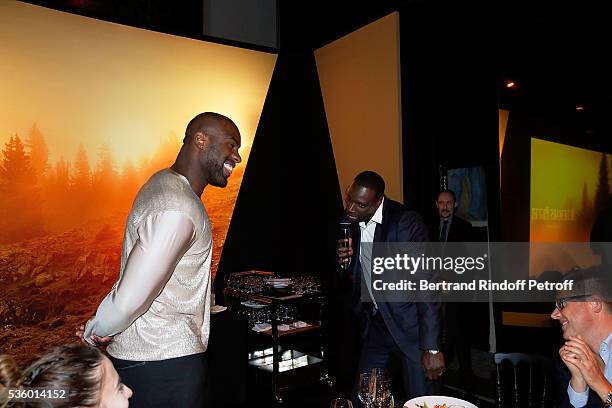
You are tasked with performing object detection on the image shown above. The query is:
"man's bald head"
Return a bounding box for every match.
[174,112,242,192]
[184,112,240,143]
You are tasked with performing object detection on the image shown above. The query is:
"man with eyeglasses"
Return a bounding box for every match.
[551,271,612,407]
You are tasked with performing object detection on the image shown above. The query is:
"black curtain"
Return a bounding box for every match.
[215,51,342,296]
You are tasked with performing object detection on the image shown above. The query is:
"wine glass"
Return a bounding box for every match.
[358,373,372,408]
[330,398,353,408]
[369,367,390,381]
[370,377,393,408]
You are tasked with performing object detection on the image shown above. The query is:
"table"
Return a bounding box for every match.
[223,273,327,403]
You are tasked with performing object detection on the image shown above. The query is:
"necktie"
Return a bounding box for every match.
[440,220,448,242]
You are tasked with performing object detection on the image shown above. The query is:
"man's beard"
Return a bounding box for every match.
[202,146,228,187]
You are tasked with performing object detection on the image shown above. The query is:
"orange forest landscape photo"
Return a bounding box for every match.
[0,1,276,365]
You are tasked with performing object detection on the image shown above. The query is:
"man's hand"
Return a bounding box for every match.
[560,343,587,392]
[90,334,114,346]
[422,351,445,380]
[562,335,609,396]
[337,237,353,266]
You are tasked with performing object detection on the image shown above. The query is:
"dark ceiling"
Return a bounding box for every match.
[19,0,408,51]
[19,0,612,132]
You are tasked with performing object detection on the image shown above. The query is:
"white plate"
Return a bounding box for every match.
[404,395,478,408]
[241,300,266,308]
[252,323,271,332]
[211,305,227,314]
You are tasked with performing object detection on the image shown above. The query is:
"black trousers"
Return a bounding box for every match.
[351,308,427,406]
[110,353,208,408]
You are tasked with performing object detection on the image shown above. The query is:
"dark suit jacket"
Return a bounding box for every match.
[347,197,441,356]
[432,214,473,243]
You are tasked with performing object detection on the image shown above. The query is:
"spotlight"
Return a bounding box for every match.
[505,81,516,89]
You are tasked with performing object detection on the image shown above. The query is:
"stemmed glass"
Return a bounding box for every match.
[330,398,353,408]
[369,368,389,380]
[358,373,372,407]
[370,377,393,408]
[359,369,394,408]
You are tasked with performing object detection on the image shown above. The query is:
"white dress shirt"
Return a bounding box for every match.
[359,197,384,308]
[568,331,612,407]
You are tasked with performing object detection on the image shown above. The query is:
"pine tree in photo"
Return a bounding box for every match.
[71,144,91,192]
[92,143,118,216]
[0,135,44,242]
[69,144,93,223]
[26,123,49,183]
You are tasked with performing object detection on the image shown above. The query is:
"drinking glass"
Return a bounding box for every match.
[358,373,372,408]
[370,378,393,408]
[330,398,353,408]
[370,368,390,381]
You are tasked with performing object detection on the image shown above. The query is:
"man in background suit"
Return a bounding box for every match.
[430,189,475,391]
[433,189,473,243]
[337,171,444,402]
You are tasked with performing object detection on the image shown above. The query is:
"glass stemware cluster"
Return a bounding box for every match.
[236,302,300,327]
[292,275,321,294]
[225,274,267,293]
[358,368,394,408]
[225,273,321,295]
[276,304,296,323]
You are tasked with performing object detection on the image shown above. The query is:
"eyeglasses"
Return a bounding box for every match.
[555,294,592,310]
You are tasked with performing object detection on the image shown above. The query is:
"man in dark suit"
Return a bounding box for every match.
[433,189,473,243]
[430,189,474,390]
[337,171,444,402]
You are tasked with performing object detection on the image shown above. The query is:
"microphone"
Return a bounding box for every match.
[338,219,352,270]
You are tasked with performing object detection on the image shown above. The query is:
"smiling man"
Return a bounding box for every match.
[551,270,612,407]
[337,170,443,402]
[78,112,241,408]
